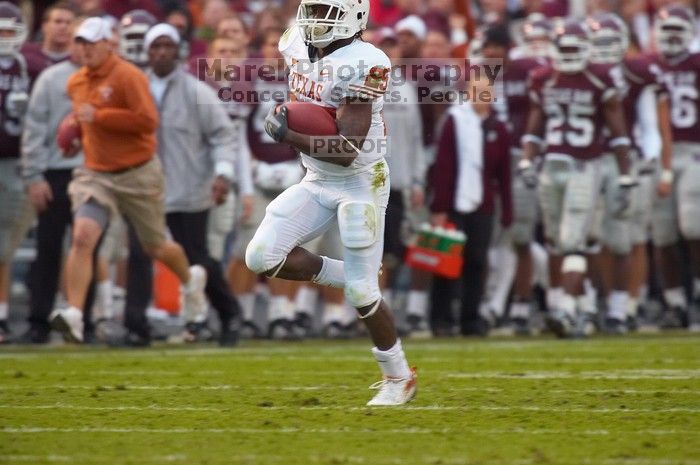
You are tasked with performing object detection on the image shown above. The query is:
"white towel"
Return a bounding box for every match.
[448,103,484,213]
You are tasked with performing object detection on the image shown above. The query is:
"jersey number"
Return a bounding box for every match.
[670,85,698,129]
[545,103,594,147]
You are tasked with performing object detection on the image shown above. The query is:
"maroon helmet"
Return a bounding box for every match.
[551,19,591,73]
[654,4,695,58]
[0,1,26,55]
[118,9,156,66]
[521,13,552,58]
[587,12,629,64]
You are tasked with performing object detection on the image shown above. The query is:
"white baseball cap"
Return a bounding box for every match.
[75,16,113,43]
[144,23,180,51]
[395,15,427,41]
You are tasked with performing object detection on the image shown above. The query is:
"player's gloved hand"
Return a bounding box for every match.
[615,174,638,217]
[517,159,538,189]
[264,104,288,143]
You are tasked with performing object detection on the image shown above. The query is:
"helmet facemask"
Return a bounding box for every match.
[296,0,365,48]
[0,20,26,55]
[119,26,150,66]
[554,39,590,73]
[655,22,694,58]
[590,30,628,64]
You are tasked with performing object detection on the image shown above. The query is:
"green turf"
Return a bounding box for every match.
[0,334,699,465]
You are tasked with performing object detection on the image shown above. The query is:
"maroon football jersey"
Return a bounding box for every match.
[247,77,297,164]
[530,63,618,160]
[504,56,547,149]
[0,51,43,159]
[658,52,700,143]
[21,42,69,69]
[621,55,668,152]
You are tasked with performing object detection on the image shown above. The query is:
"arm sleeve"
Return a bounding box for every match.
[20,70,52,183]
[429,115,457,213]
[196,82,237,180]
[93,69,158,134]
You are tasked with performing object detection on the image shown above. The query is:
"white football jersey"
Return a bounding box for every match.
[279,27,391,176]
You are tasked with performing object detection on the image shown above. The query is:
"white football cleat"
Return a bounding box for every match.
[182,265,208,323]
[49,307,84,343]
[366,367,417,406]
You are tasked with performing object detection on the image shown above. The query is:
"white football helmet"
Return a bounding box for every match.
[119,9,156,66]
[296,0,369,48]
[654,4,695,58]
[0,2,27,56]
[587,12,629,64]
[551,19,591,73]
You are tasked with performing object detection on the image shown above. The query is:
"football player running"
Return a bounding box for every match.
[518,19,634,338]
[587,12,672,332]
[247,0,416,405]
[651,4,700,328]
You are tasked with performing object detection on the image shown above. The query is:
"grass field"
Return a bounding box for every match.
[0,334,699,465]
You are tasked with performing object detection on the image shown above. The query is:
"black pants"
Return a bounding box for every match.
[124,222,152,337]
[430,211,493,335]
[28,169,97,333]
[166,210,240,325]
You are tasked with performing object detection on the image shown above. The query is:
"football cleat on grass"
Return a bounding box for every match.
[293,312,314,338]
[267,318,301,340]
[366,367,417,406]
[659,306,688,329]
[511,316,532,336]
[604,317,628,335]
[49,307,84,343]
[183,321,214,343]
[240,320,263,339]
[546,309,576,338]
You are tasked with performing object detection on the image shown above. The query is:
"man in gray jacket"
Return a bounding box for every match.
[20,25,88,343]
[145,24,241,345]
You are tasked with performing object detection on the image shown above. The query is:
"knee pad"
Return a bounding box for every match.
[344,277,381,309]
[561,254,587,274]
[245,235,284,275]
[338,201,379,249]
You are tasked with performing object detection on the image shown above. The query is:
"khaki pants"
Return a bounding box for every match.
[69,158,167,248]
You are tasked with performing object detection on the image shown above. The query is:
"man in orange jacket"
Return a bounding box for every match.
[49,17,209,344]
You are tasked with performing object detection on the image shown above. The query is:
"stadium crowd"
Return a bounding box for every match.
[1,0,699,346]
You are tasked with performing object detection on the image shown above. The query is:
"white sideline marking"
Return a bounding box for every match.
[1,457,697,465]
[1,370,224,376]
[4,367,699,379]
[0,384,698,395]
[0,384,346,391]
[2,403,698,414]
[0,404,221,412]
[446,369,700,380]
[2,426,698,436]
